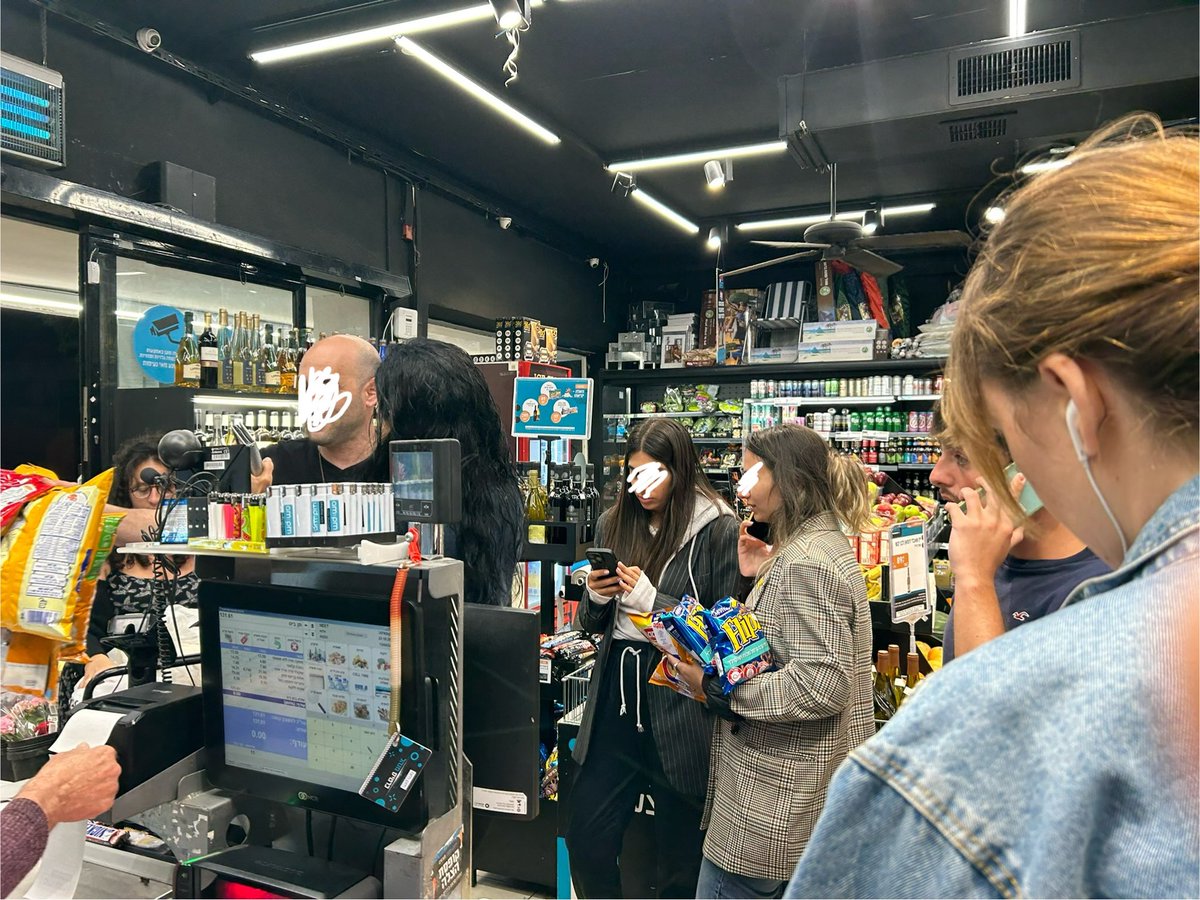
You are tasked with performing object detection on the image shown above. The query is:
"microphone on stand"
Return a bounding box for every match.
[158,429,205,471]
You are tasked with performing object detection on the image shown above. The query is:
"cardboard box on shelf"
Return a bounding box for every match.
[543,326,558,363]
[801,320,878,342]
[795,339,875,363]
[700,290,719,349]
[495,316,542,361]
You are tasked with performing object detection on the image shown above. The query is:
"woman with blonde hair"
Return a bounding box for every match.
[788,115,1198,897]
[674,423,874,899]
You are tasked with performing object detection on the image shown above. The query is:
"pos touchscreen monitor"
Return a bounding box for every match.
[199,579,439,829]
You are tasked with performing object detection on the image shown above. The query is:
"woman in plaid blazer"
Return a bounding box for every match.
[675,424,874,898]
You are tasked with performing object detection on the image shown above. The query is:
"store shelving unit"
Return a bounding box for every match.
[595,358,945,506]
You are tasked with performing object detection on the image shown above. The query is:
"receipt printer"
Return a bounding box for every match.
[73,682,203,795]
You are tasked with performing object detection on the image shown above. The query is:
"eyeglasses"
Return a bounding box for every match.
[129,482,171,499]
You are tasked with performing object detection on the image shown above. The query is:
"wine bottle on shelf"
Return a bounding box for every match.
[904,652,922,698]
[201,412,216,446]
[280,329,298,394]
[261,324,281,393]
[175,311,201,388]
[198,312,219,389]
[230,313,247,390]
[525,469,549,544]
[888,644,905,709]
[217,308,234,389]
[873,650,896,722]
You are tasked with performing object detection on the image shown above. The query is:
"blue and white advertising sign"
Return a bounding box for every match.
[132,304,184,384]
[511,377,593,440]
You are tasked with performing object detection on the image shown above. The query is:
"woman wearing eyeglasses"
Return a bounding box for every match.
[74,434,200,697]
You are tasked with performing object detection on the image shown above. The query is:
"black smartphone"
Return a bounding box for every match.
[586,547,620,574]
[746,518,771,543]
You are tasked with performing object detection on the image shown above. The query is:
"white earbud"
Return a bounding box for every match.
[1064,399,1089,462]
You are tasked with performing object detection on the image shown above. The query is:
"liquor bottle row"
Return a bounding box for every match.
[749,374,943,400]
[749,406,936,435]
[522,464,599,543]
[873,643,924,723]
[832,437,942,467]
[175,308,307,393]
[193,409,303,447]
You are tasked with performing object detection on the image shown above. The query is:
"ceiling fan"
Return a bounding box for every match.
[722,164,971,279]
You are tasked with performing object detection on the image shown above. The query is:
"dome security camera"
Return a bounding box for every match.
[498,216,513,230]
[136,28,162,53]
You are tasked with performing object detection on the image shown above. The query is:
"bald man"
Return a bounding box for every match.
[257,334,389,488]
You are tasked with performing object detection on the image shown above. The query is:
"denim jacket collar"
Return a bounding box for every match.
[1068,475,1200,605]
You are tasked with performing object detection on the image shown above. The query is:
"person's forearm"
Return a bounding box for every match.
[107,507,153,547]
[1,798,49,897]
[951,577,1006,658]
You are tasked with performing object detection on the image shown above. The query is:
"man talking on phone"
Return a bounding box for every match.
[929,404,1108,663]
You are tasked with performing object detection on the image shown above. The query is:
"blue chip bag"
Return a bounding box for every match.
[658,596,714,668]
[709,599,776,694]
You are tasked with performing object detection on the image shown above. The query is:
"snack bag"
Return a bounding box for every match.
[657,597,713,667]
[1,468,115,642]
[0,628,59,697]
[59,513,125,663]
[627,609,707,702]
[0,468,58,534]
[707,597,777,694]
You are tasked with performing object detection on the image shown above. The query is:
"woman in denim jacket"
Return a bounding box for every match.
[788,114,1198,898]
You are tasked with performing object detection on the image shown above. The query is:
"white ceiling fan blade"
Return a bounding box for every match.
[750,241,828,249]
[722,251,820,278]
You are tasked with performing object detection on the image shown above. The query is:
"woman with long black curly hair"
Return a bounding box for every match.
[374,338,523,606]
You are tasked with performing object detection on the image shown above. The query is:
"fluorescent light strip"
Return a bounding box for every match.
[1020,158,1071,174]
[1008,0,1028,37]
[736,203,935,232]
[629,188,699,234]
[0,292,80,316]
[251,5,494,64]
[608,140,786,173]
[396,38,561,145]
[192,394,299,410]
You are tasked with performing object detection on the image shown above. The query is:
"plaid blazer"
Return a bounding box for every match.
[702,511,874,881]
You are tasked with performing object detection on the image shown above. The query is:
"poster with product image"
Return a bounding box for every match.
[512,376,593,439]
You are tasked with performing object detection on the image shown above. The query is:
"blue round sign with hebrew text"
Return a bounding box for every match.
[132,304,184,384]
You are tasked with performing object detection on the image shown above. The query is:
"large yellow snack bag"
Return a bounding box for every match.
[59,513,125,664]
[1,468,115,642]
[0,628,59,697]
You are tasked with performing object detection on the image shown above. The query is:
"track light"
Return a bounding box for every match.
[629,188,699,234]
[395,38,560,144]
[489,0,530,30]
[862,209,880,235]
[707,225,728,251]
[984,205,1006,224]
[704,160,726,190]
[608,140,786,173]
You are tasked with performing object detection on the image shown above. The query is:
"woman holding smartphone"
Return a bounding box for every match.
[675,423,873,899]
[566,418,743,899]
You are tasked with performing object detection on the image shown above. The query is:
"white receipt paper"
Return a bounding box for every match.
[12,709,127,899]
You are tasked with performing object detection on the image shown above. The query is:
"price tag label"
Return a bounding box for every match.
[889,521,932,625]
[539,658,552,684]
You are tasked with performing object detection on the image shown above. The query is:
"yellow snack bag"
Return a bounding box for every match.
[0,628,58,697]
[1,468,115,641]
[59,513,125,663]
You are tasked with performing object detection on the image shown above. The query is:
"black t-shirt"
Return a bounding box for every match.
[262,439,389,485]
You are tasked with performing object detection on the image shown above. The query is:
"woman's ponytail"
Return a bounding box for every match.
[828,453,870,534]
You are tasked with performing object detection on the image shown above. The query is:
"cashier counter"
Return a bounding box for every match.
[58,552,542,900]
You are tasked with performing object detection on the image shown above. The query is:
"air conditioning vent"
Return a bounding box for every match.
[0,52,65,167]
[950,32,1080,105]
[946,114,1010,143]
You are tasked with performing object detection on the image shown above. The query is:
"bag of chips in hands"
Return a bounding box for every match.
[1,468,115,642]
[706,597,776,694]
[657,597,714,667]
[0,468,58,534]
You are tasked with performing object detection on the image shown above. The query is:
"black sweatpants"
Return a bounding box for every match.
[566,639,705,899]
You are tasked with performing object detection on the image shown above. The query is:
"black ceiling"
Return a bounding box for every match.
[69,0,1199,265]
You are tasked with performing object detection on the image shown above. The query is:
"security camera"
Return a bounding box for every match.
[588,258,600,269]
[498,216,513,230]
[136,28,162,53]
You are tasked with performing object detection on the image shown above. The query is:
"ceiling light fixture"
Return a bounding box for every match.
[489,0,530,31]
[0,292,80,317]
[630,188,699,235]
[736,202,935,232]
[984,205,1006,224]
[1020,158,1071,174]
[862,208,880,235]
[1008,0,1028,37]
[703,160,726,190]
[706,225,728,250]
[608,140,786,173]
[250,4,498,64]
[395,37,561,144]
